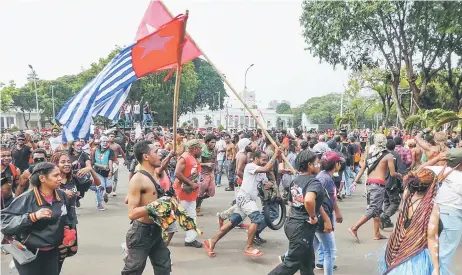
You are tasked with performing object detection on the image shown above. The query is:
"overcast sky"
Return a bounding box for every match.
[0,0,350,108]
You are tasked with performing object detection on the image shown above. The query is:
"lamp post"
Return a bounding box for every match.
[51,85,56,123]
[28,65,41,131]
[244,64,254,128]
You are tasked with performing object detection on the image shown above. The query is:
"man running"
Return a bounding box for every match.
[349,134,400,242]
[217,138,255,228]
[121,140,171,275]
[196,134,217,216]
[91,136,115,210]
[203,149,280,258]
[173,139,203,248]
[126,131,138,181]
[108,132,126,197]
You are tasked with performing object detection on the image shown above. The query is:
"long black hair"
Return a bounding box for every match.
[30,162,56,187]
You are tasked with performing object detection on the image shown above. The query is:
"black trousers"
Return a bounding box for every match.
[227,160,236,188]
[268,218,316,275]
[381,188,401,220]
[14,247,59,275]
[121,220,171,275]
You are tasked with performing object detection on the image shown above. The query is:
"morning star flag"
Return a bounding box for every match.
[136,0,202,70]
[57,14,189,141]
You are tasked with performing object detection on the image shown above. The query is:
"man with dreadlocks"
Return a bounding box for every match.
[349,134,401,242]
[378,168,450,275]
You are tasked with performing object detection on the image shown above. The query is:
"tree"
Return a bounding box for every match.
[300,1,462,124]
[0,81,19,112]
[291,93,342,125]
[205,115,212,125]
[12,85,37,129]
[276,103,291,114]
[404,108,462,131]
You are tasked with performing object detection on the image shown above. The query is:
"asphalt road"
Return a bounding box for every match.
[2,166,461,275]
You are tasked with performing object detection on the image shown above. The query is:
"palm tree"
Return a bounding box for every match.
[404,108,462,131]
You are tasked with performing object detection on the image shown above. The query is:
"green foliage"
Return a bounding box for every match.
[205,115,212,125]
[4,46,225,127]
[276,103,291,114]
[300,1,462,124]
[217,125,224,131]
[404,108,462,130]
[0,81,19,112]
[291,93,341,125]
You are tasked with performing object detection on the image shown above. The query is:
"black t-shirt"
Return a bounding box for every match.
[289,174,324,220]
[12,146,32,172]
[339,142,353,166]
[69,152,90,170]
[60,177,78,227]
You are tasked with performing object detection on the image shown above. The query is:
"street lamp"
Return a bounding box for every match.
[244,63,254,90]
[28,65,41,131]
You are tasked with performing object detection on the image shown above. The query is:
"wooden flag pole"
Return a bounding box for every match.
[160,2,295,172]
[172,10,189,152]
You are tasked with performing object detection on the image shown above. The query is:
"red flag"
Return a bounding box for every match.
[136,0,202,70]
[132,14,187,78]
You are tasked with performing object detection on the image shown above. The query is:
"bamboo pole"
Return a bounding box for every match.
[160,2,296,173]
[172,10,189,152]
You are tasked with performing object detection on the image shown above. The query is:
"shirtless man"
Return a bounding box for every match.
[108,132,126,196]
[349,134,401,242]
[122,140,171,275]
[408,139,422,170]
[224,133,236,191]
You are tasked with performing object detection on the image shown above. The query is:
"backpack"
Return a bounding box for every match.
[353,150,361,163]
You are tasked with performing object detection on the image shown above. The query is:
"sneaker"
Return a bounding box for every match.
[217,213,224,228]
[278,255,285,263]
[103,193,109,203]
[97,204,105,211]
[112,192,117,197]
[184,240,203,248]
[225,187,234,191]
[216,184,221,187]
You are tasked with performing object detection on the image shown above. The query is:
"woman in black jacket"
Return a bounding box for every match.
[50,151,101,272]
[1,162,76,275]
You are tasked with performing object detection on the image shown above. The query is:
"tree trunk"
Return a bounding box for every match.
[22,111,30,129]
[390,79,406,126]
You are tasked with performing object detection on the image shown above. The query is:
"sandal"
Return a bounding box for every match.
[203,239,216,258]
[244,248,264,258]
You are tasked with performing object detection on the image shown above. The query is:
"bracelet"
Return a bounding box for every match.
[29,213,37,223]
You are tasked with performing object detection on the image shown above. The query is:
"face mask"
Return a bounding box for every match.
[314,163,320,169]
[101,141,108,149]
[75,148,82,153]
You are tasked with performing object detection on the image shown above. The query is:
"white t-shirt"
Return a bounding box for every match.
[215,139,226,161]
[427,166,462,210]
[48,136,62,151]
[237,162,267,201]
[133,104,140,114]
[125,105,131,114]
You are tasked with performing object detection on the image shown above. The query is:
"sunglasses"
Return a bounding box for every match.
[33,157,45,163]
[17,139,25,141]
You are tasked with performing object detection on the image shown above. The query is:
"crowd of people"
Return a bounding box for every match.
[0,122,461,275]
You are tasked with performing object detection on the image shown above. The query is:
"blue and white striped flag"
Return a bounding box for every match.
[57,45,136,142]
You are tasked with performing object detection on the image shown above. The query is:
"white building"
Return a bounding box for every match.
[0,108,41,129]
[179,97,294,130]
